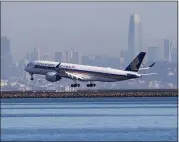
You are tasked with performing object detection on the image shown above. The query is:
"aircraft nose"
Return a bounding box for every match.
[24,66,27,71]
[24,65,28,72]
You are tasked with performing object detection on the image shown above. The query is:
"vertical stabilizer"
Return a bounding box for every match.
[125,52,146,72]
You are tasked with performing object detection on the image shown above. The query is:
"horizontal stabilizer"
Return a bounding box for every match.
[149,62,156,67]
[141,73,158,76]
[139,62,156,70]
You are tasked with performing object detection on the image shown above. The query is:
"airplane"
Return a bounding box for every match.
[24,52,157,88]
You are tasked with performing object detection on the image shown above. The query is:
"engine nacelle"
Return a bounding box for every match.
[45,72,62,82]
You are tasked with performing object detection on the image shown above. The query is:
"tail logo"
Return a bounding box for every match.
[130,57,139,71]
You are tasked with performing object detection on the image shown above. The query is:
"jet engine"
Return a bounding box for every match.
[45,72,62,82]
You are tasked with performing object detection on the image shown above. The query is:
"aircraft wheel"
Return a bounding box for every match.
[71,84,74,87]
[30,77,34,81]
[93,84,96,87]
[78,84,80,87]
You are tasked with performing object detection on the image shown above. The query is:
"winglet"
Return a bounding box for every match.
[149,62,156,68]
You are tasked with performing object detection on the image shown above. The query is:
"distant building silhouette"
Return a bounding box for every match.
[25,52,31,61]
[119,51,125,69]
[31,48,40,61]
[64,49,78,64]
[64,51,69,63]
[54,52,63,62]
[164,39,175,62]
[19,59,29,81]
[128,13,143,61]
[1,36,13,79]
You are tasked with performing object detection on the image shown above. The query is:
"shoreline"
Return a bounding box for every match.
[1,89,178,98]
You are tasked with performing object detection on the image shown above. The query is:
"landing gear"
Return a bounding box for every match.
[87,83,96,87]
[30,74,34,81]
[71,84,80,88]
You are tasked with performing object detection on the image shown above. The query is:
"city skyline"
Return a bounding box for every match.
[128,13,143,62]
[1,2,177,62]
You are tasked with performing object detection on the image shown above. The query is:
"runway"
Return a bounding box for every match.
[1,97,178,141]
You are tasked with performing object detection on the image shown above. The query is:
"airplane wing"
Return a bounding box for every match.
[55,63,88,81]
[139,62,156,70]
[65,71,85,81]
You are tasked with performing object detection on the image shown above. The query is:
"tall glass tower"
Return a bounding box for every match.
[128,13,143,60]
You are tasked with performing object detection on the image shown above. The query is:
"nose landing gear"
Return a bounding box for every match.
[30,74,34,81]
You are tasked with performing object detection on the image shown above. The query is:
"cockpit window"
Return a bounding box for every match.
[27,63,30,66]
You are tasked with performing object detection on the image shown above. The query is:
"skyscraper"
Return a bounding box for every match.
[31,48,40,61]
[1,36,13,79]
[119,51,125,69]
[64,51,69,63]
[64,49,79,64]
[128,13,143,60]
[164,39,175,61]
[72,51,79,64]
[25,52,31,61]
[69,49,79,64]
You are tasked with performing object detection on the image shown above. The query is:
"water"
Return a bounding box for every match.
[1,97,178,141]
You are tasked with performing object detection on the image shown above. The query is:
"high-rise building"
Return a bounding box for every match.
[64,51,69,63]
[128,13,143,60]
[148,46,160,62]
[31,48,40,61]
[119,51,125,69]
[72,51,78,64]
[54,52,63,62]
[19,59,29,80]
[1,36,13,79]
[164,39,175,61]
[25,52,31,61]
[64,49,79,64]
[122,50,130,65]
[69,49,78,64]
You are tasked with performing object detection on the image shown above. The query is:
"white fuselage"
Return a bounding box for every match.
[25,61,142,82]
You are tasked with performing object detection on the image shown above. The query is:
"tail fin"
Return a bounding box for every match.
[125,52,146,72]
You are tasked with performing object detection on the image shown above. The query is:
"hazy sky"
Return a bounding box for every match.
[1,2,177,62]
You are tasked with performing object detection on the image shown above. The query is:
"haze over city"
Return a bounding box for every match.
[1,2,177,91]
[1,2,178,141]
[1,2,177,62]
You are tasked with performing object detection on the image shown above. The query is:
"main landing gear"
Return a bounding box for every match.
[71,84,80,87]
[30,74,34,80]
[87,83,96,87]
